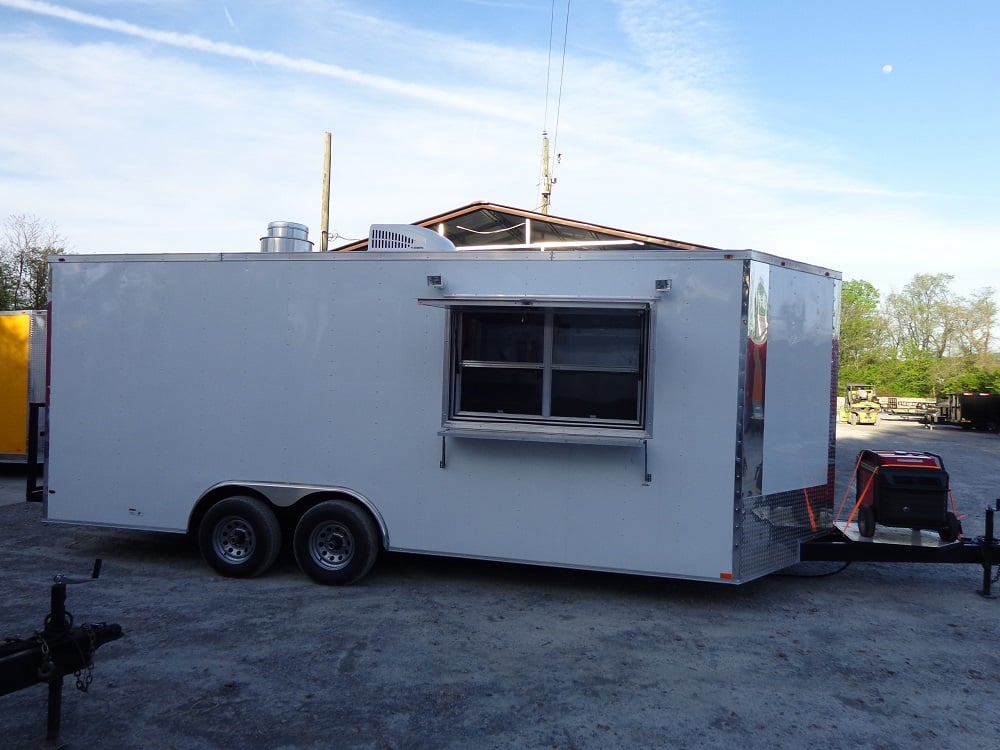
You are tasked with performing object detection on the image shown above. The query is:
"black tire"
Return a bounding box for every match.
[199,495,282,578]
[939,512,962,543]
[857,505,876,538]
[293,500,379,585]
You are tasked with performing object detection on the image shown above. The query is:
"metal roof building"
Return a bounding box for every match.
[333,201,722,253]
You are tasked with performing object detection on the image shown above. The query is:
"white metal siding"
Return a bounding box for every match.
[46,250,836,582]
[761,265,837,494]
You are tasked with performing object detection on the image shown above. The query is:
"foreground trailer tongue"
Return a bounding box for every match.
[0,561,122,744]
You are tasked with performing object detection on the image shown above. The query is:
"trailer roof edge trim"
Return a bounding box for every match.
[47,250,840,279]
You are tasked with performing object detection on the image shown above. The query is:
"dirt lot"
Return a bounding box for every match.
[2,418,999,749]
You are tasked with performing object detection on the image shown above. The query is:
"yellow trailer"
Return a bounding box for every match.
[0,310,46,463]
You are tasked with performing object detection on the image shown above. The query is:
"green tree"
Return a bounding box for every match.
[878,273,998,397]
[880,346,935,396]
[953,287,997,361]
[838,279,887,386]
[885,273,956,357]
[0,213,67,310]
[940,364,1000,394]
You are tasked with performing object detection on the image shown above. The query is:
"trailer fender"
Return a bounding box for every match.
[191,481,389,547]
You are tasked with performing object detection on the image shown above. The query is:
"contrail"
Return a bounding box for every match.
[1,0,528,123]
[222,3,237,33]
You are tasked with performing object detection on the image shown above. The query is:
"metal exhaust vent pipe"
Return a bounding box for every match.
[260,221,314,253]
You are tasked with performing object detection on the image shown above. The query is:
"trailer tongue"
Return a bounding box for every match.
[800,449,999,595]
[801,504,1000,596]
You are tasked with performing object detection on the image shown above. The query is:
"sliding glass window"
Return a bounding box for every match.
[451,307,648,429]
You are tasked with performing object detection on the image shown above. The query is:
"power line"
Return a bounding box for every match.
[551,0,571,162]
[543,0,556,132]
[539,0,571,213]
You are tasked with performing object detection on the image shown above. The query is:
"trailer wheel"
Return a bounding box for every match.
[848,412,859,426]
[199,496,282,578]
[939,512,962,543]
[293,500,379,585]
[857,505,875,538]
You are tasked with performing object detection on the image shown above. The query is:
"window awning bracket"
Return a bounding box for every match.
[418,295,654,310]
[644,439,652,485]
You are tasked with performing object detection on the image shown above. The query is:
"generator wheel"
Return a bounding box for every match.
[857,505,876,538]
[849,412,859,425]
[199,495,282,578]
[939,512,962,543]
[293,500,379,585]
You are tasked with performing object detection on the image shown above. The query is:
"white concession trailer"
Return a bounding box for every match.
[43,228,840,585]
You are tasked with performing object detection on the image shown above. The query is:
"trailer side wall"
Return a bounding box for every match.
[46,250,838,583]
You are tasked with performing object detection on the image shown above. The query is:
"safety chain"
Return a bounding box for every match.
[74,624,96,693]
[31,624,97,690]
[35,633,53,680]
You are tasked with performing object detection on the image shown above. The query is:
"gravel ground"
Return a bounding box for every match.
[2,417,999,749]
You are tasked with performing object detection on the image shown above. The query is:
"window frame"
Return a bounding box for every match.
[419,296,655,445]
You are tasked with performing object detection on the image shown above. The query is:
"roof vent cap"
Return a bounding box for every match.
[260,221,314,252]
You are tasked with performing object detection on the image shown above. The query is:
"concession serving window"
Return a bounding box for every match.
[418,297,655,446]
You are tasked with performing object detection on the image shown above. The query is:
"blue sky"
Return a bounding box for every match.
[1,0,997,301]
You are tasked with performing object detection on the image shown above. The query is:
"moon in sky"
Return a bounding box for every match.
[882,64,893,73]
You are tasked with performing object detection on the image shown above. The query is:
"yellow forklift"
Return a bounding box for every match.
[841,383,880,425]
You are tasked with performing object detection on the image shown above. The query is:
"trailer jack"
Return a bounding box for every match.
[978,503,1000,597]
[0,560,123,745]
[800,502,1000,597]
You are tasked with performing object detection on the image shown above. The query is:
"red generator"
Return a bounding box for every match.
[855,450,961,542]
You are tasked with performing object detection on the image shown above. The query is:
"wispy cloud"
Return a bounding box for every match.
[0,0,531,122]
[616,0,730,87]
[459,0,543,9]
[0,0,993,297]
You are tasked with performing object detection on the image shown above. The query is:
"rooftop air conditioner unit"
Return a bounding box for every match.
[368,224,457,252]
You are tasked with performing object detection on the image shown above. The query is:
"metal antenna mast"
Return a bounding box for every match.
[540,130,554,214]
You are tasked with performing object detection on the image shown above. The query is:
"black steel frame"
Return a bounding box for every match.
[800,502,1000,596]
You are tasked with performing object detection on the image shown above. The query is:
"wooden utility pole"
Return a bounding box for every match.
[320,131,331,251]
